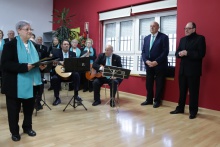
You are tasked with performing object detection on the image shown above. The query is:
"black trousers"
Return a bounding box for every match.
[93,77,119,102]
[51,72,80,98]
[6,87,37,135]
[82,72,93,90]
[176,75,200,115]
[146,68,166,103]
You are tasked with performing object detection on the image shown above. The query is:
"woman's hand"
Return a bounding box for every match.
[27,64,35,71]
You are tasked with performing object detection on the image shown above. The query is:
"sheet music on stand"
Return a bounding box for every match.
[64,57,90,72]
[62,57,90,111]
[102,66,131,112]
[103,66,130,79]
[32,57,59,66]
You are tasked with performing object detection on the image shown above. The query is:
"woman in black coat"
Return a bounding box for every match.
[1,20,46,141]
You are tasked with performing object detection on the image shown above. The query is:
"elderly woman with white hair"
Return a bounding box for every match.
[1,20,46,141]
[70,39,81,57]
[81,38,97,92]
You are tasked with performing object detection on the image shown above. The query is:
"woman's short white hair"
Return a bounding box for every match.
[71,39,78,44]
[15,20,30,31]
[86,38,93,45]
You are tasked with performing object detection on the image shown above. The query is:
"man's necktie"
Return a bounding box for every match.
[150,35,155,50]
[106,57,111,66]
[149,35,155,58]
[106,57,111,79]
[64,53,68,58]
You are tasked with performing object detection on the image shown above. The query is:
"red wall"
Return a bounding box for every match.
[53,0,220,111]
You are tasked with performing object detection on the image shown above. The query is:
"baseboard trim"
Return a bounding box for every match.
[102,88,220,117]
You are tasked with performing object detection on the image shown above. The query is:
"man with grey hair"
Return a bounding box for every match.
[141,21,169,108]
[35,36,48,110]
[4,30,15,43]
[92,45,122,107]
[36,36,48,59]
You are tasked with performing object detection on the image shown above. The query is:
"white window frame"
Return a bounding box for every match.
[103,10,177,74]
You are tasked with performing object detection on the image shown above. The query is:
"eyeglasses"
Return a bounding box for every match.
[184,28,194,30]
[21,28,34,32]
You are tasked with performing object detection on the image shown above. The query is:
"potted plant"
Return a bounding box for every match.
[50,8,76,42]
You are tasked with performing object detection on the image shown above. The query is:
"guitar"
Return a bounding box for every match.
[85,64,102,80]
[55,65,72,80]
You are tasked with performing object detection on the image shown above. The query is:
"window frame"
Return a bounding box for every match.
[103,10,177,74]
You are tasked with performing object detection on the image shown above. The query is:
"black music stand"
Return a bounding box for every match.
[63,57,90,111]
[102,66,131,112]
[35,62,53,116]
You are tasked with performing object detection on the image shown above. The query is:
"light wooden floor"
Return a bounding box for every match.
[0,83,220,147]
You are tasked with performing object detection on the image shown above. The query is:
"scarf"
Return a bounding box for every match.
[0,39,5,50]
[70,47,81,58]
[17,36,42,99]
[84,47,94,63]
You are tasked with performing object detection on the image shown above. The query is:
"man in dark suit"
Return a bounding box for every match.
[51,39,82,106]
[141,21,169,108]
[36,36,48,59]
[170,22,206,119]
[92,45,122,107]
[4,30,15,43]
[33,36,49,110]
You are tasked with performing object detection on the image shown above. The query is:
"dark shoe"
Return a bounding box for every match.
[170,109,184,114]
[141,100,153,105]
[110,100,115,107]
[23,129,36,136]
[53,98,61,106]
[74,95,83,102]
[89,89,93,92]
[11,134,21,141]
[83,89,88,92]
[153,102,160,108]
[48,87,53,91]
[189,114,196,119]
[92,101,101,106]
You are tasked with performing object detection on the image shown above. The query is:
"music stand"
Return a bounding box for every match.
[35,62,53,116]
[102,66,131,112]
[63,57,90,111]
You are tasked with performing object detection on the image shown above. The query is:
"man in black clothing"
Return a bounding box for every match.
[92,45,122,107]
[35,36,48,110]
[4,30,15,43]
[51,39,82,106]
[141,21,169,108]
[36,36,48,59]
[170,22,206,119]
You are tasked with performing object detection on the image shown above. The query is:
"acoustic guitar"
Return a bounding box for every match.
[55,65,72,80]
[85,64,102,80]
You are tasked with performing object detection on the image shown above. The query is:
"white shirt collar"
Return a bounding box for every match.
[62,51,69,58]
[151,32,158,38]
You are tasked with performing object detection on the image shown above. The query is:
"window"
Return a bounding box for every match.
[105,23,116,48]
[103,11,177,74]
[120,21,133,52]
[160,15,177,66]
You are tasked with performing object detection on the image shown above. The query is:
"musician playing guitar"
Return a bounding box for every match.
[80,38,97,92]
[50,39,82,106]
[92,45,123,107]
